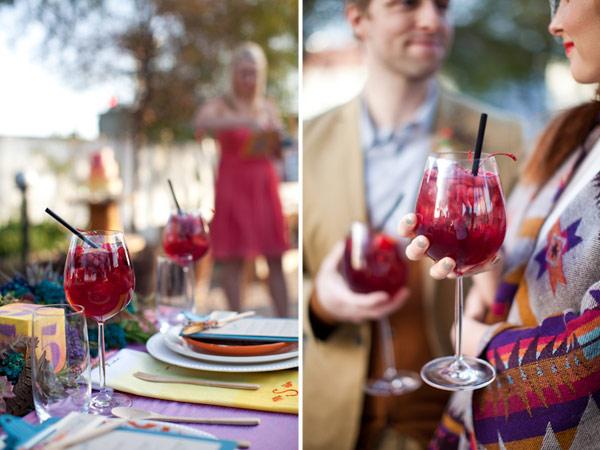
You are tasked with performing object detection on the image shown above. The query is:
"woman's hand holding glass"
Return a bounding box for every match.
[399,213,503,280]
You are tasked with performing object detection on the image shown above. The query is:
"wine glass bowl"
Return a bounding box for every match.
[415,154,506,275]
[65,234,135,321]
[341,222,420,396]
[415,153,506,391]
[162,211,210,265]
[341,224,407,295]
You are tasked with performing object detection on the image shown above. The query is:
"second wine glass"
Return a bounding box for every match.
[341,222,421,396]
[415,152,506,391]
[162,210,210,317]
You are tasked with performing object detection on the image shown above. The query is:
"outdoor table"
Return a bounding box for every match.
[24,344,298,449]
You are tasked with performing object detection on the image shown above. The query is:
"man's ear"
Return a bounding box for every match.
[346,3,367,41]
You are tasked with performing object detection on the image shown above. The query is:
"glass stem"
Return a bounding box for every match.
[183,262,196,314]
[378,317,397,378]
[454,276,464,361]
[98,320,107,391]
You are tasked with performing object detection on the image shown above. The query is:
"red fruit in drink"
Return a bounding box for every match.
[341,230,407,296]
[64,243,135,321]
[416,166,506,275]
[163,212,210,265]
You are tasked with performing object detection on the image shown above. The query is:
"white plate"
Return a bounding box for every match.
[164,326,299,364]
[147,333,299,373]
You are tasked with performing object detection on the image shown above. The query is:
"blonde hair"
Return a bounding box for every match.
[231,41,268,99]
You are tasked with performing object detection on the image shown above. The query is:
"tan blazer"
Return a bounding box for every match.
[302,89,524,450]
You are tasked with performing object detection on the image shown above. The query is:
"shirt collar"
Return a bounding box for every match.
[360,81,439,152]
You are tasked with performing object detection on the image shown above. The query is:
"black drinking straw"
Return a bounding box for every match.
[167,179,183,215]
[471,113,488,176]
[44,208,100,248]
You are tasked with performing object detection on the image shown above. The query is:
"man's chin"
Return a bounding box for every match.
[395,61,442,82]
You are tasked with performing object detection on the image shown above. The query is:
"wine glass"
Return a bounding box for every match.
[162,210,210,316]
[341,222,421,396]
[415,153,506,390]
[64,230,135,414]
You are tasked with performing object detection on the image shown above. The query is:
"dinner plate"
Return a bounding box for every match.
[147,333,299,372]
[164,327,299,364]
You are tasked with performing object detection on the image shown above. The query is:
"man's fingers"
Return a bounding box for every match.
[348,291,391,310]
[361,288,410,320]
[322,241,345,270]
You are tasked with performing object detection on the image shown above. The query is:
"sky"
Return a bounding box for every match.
[0,7,132,140]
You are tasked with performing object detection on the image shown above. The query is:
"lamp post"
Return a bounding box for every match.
[15,172,29,272]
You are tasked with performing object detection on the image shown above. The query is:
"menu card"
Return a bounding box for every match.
[186,318,298,343]
[18,412,236,450]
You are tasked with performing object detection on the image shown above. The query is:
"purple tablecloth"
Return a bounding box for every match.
[25,345,298,449]
[127,394,298,449]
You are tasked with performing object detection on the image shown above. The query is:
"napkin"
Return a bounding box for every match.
[95,349,298,414]
[13,412,236,450]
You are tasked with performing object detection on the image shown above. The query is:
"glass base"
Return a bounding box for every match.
[89,389,132,416]
[364,370,422,396]
[421,356,496,391]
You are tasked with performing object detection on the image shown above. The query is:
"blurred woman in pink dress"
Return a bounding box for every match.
[195,42,289,317]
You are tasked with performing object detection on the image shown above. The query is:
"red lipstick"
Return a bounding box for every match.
[564,42,574,56]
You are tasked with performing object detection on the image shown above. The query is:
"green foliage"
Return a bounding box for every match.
[0,352,25,384]
[121,319,154,344]
[88,323,128,358]
[445,0,557,94]
[0,221,66,258]
[32,279,66,304]
[7,0,298,143]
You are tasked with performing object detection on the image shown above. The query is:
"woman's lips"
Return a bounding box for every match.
[564,42,574,56]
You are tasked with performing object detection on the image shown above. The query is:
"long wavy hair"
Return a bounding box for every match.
[522,88,600,185]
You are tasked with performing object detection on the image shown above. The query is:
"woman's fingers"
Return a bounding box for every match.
[397,213,418,238]
[429,257,456,280]
[463,254,503,276]
[406,235,429,260]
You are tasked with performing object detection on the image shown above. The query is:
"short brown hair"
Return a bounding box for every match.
[346,0,371,11]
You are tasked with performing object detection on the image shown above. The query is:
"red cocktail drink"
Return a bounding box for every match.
[163,212,209,265]
[342,229,407,295]
[416,166,505,275]
[64,242,134,321]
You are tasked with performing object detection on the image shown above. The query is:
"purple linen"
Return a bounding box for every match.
[25,344,298,449]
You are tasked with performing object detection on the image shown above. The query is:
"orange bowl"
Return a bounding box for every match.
[183,338,293,356]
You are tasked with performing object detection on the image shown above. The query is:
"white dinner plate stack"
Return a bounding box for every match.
[146,326,299,373]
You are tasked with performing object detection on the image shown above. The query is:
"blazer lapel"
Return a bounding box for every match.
[336,98,368,226]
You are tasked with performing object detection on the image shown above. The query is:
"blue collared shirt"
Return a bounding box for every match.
[361,83,438,236]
